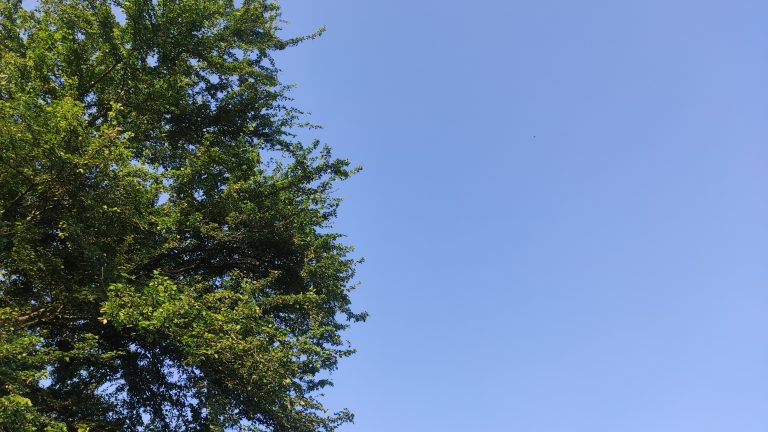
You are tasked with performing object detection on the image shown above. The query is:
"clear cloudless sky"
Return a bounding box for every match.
[275,1,768,431]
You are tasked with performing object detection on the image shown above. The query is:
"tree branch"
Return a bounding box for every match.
[80,59,122,99]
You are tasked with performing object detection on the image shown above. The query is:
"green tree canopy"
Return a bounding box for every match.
[0,1,364,430]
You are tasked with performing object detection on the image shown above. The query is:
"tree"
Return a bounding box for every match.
[0,0,364,430]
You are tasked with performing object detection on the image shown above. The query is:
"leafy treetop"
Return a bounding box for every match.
[0,0,364,430]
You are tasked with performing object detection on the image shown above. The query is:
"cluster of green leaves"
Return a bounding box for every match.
[0,0,363,430]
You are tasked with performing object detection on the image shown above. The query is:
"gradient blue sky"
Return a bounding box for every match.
[276,1,768,431]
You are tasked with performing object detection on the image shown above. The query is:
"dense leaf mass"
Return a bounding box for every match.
[0,1,363,430]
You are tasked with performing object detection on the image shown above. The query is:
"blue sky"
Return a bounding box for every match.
[276,1,768,431]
